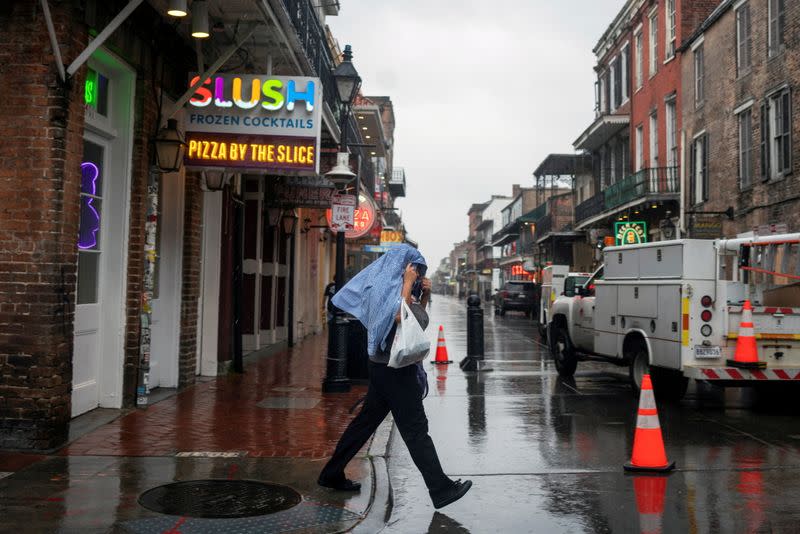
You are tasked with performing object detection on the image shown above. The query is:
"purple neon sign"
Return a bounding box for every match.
[78,162,101,250]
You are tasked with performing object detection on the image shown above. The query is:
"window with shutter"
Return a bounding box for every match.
[649,12,658,77]
[690,137,697,206]
[736,4,752,75]
[694,45,704,107]
[761,101,770,179]
[769,0,786,57]
[765,89,792,179]
[738,108,754,189]
[702,135,709,202]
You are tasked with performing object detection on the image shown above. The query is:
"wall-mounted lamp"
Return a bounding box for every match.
[282,209,298,235]
[265,207,283,228]
[167,0,188,17]
[154,118,186,173]
[202,170,230,192]
[191,0,210,38]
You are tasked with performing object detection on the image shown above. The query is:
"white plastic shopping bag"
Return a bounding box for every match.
[388,300,431,368]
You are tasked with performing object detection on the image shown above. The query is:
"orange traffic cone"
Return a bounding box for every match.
[432,325,452,365]
[435,364,448,396]
[632,476,668,534]
[727,300,766,369]
[624,374,675,472]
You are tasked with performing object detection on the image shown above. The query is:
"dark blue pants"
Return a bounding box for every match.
[320,361,451,492]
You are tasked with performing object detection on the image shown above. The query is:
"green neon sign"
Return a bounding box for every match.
[614,221,648,246]
[84,68,98,107]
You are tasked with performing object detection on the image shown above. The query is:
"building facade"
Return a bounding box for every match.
[574,0,720,245]
[681,0,800,238]
[0,0,379,451]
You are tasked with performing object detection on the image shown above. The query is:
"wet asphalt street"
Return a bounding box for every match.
[383,295,800,533]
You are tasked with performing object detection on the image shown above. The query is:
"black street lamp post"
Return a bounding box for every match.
[323,45,362,393]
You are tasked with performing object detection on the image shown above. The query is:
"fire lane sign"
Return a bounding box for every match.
[331,194,356,231]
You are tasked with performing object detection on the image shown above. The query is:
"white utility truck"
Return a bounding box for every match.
[547,234,800,399]
[538,265,590,339]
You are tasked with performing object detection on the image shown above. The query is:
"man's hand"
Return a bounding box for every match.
[403,264,418,286]
[421,278,432,294]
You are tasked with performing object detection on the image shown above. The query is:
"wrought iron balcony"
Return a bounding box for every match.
[604,167,679,211]
[575,193,605,224]
[279,0,355,135]
[388,168,406,197]
[534,213,553,240]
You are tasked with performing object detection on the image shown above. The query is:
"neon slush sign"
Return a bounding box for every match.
[188,76,315,112]
[184,74,322,173]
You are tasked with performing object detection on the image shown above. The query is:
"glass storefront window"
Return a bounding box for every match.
[77,140,104,304]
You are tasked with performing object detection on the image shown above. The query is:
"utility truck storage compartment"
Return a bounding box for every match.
[604,240,716,281]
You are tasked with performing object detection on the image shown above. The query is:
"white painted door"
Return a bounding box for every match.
[73,136,108,416]
[149,169,185,389]
[72,53,135,417]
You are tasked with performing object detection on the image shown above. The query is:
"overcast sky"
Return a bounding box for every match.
[328,0,624,269]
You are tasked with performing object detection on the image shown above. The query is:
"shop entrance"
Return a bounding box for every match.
[242,177,289,351]
[72,54,134,416]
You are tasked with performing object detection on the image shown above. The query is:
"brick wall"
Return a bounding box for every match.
[0,0,203,448]
[179,171,203,387]
[682,1,800,236]
[0,1,87,450]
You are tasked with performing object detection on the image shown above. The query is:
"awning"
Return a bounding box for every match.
[491,220,520,247]
[574,114,630,152]
[536,231,584,245]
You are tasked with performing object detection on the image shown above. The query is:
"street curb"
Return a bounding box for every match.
[349,416,394,533]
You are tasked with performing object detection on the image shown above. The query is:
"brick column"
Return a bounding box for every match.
[179,171,204,387]
[0,2,88,450]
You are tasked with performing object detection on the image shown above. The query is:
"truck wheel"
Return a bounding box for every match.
[628,344,650,394]
[629,344,688,401]
[551,326,577,378]
[654,369,689,401]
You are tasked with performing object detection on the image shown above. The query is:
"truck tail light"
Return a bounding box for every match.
[701,295,713,307]
[701,324,712,337]
[701,310,712,322]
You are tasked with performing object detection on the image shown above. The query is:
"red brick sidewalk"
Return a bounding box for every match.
[62,332,367,459]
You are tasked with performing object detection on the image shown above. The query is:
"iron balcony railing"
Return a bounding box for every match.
[575,192,605,224]
[280,0,357,137]
[604,167,679,211]
[534,213,553,239]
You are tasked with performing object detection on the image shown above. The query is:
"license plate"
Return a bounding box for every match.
[695,345,722,359]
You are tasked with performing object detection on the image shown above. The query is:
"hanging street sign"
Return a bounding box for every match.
[327,193,377,239]
[615,221,648,246]
[184,74,322,174]
[264,176,335,209]
[330,194,356,231]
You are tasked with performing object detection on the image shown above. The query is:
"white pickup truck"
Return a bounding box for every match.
[547,234,800,399]
[538,265,590,340]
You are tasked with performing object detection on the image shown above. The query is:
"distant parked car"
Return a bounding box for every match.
[494,281,539,317]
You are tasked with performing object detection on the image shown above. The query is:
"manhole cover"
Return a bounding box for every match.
[138,480,301,518]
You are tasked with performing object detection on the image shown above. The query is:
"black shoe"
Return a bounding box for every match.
[317,476,362,492]
[430,479,472,509]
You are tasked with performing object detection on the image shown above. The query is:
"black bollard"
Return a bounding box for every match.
[460,293,492,372]
[323,315,351,392]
